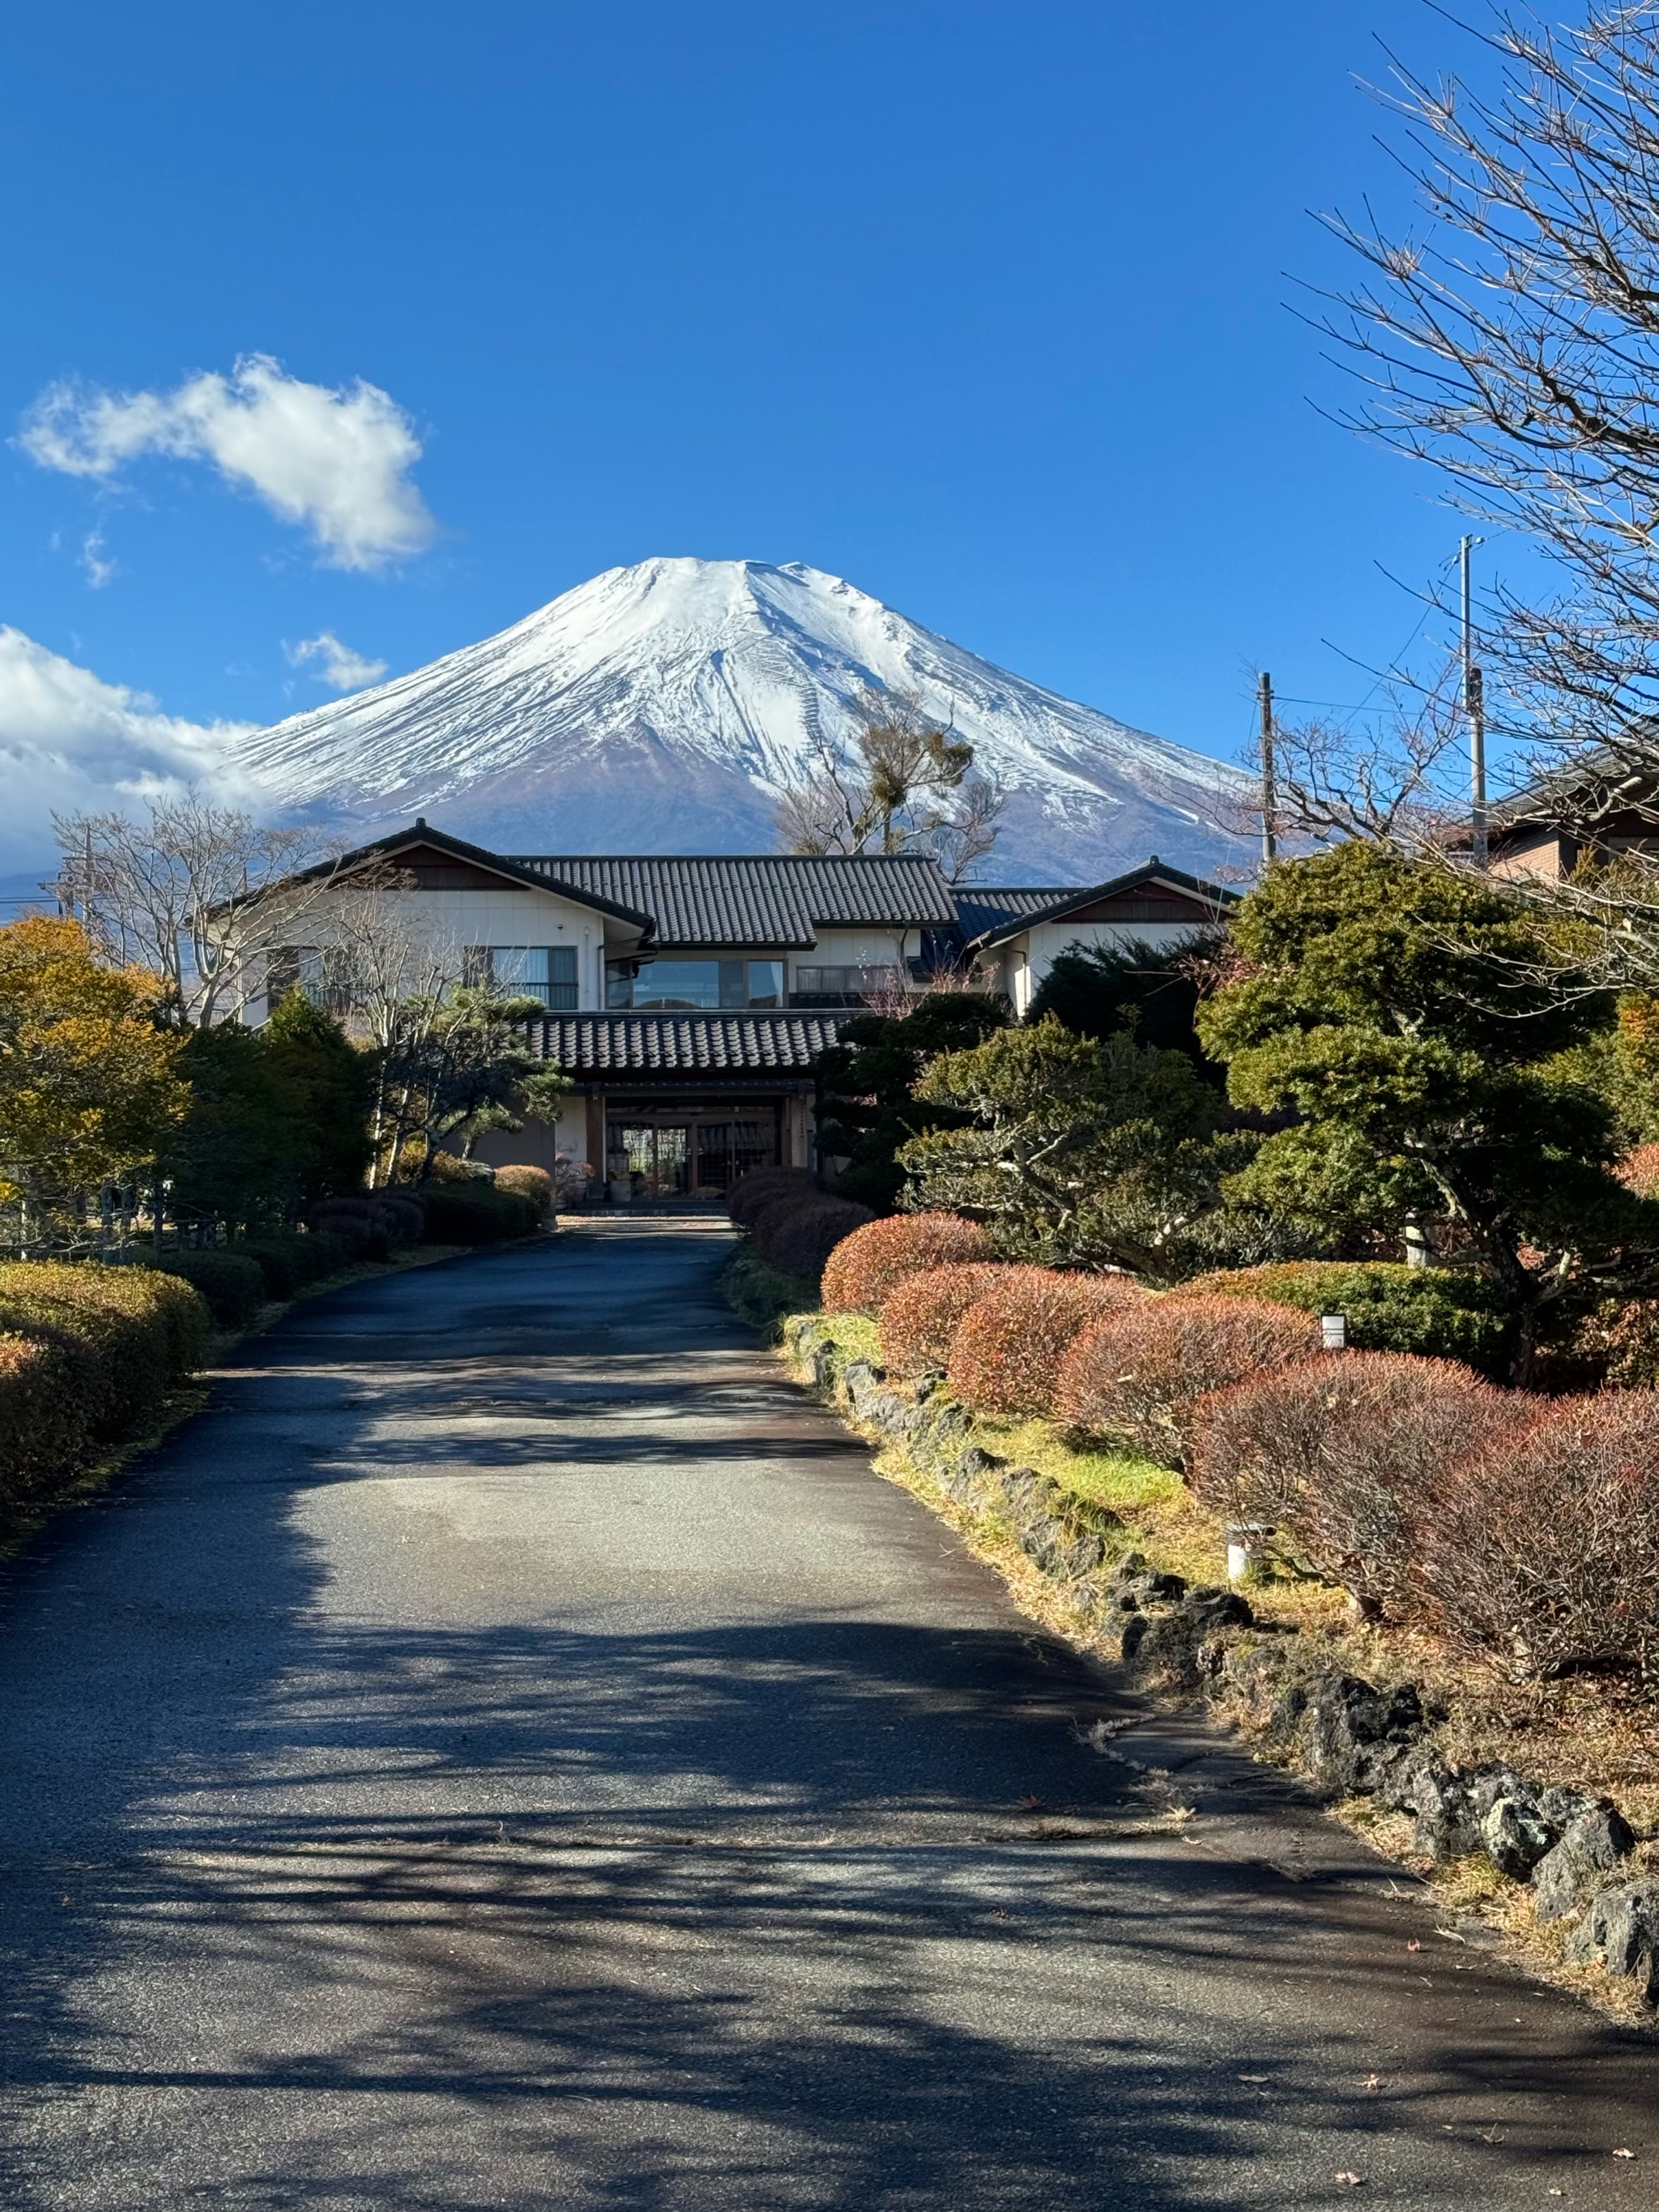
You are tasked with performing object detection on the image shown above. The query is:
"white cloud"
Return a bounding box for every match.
[0,626,258,872]
[285,629,388,692]
[80,530,114,588]
[19,354,437,571]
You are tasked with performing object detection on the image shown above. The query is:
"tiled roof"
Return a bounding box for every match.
[508,854,959,947]
[964,861,1238,949]
[950,886,1076,942]
[527,1010,845,1074]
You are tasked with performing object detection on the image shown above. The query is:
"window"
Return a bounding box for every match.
[793,963,903,1001]
[466,946,578,1009]
[606,958,785,1010]
[267,946,359,1015]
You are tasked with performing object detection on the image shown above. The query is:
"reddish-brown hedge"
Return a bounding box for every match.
[493,1164,554,1220]
[1056,1294,1324,1467]
[821,1212,995,1315]
[1411,1392,1659,1680]
[1188,1352,1517,1616]
[879,1262,1029,1377]
[948,1268,1141,1419]
[727,1167,821,1228]
[1618,1142,1659,1199]
[751,1194,876,1283]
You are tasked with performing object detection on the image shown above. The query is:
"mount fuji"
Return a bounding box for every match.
[237,558,1252,883]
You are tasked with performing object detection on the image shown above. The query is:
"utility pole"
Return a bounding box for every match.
[1258,669,1277,867]
[1461,535,1488,866]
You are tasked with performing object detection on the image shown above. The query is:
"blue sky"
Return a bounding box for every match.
[0,1,1508,860]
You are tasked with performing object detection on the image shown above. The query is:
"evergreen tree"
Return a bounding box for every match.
[812,992,1008,1212]
[262,988,374,1206]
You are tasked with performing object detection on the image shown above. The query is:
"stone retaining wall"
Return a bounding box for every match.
[787,1314,1659,2010]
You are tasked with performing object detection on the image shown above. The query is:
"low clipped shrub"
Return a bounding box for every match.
[727,1167,821,1228]
[948,1268,1141,1420]
[1188,1352,1516,1618]
[1185,1261,1512,1378]
[0,1332,98,1505]
[1056,1295,1323,1467]
[1412,1392,1659,1680]
[1618,1142,1659,1200]
[140,1249,268,1329]
[1601,1298,1659,1389]
[415,1181,541,1245]
[375,1193,425,1243]
[750,1194,875,1283]
[310,1194,420,1251]
[821,1212,994,1315]
[493,1164,555,1222]
[0,1261,204,1438]
[879,1262,1028,1378]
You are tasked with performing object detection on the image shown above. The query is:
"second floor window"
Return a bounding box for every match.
[465,946,578,1009]
[606,958,785,1010]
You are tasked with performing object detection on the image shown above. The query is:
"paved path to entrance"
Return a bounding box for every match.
[2,1219,1657,2209]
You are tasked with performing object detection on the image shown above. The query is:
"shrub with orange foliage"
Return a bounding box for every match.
[1618,1142,1659,1200]
[947,1268,1141,1419]
[878,1262,1026,1377]
[751,1193,875,1283]
[1056,1294,1323,1467]
[821,1211,994,1315]
[1188,1352,1517,1617]
[727,1167,820,1228]
[0,1331,97,1505]
[1412,1391,1659,1680]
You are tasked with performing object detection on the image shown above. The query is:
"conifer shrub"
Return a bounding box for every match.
[1187,1352,1516,1618]
[493,1164,555,1221]
[1410,1392,1659,1680]
[1184,1261,1512,1377]
[727,1167,820,1228]
[1056,1294,1323,1467]
[878,1262,1029,1377]
[0,1333,96,1505]
[948,1268,1139,1419]
[751,1194,876,1284]
[821,1211,995,1315]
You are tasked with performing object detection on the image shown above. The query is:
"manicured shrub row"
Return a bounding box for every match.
[409,1181,542,1245]
[878,1262,1027,1378]
[1188,1356,1659,1680]
[1183,1261,1512,1377]
[1057,1296,1324,1467]
[727,1168,821,1229]
[139,1249,268,1327]
[229,1229,356,1300]
[751,1193,876,1283]
[0,1262,211,1510]
[821,1212,994,1315]
[948,1267,1143,1419]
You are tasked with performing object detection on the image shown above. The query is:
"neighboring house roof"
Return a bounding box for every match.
[526,1010,846,1075]
[950,886,1076,942]
[962,859,1239,951]
[508,854,960,948]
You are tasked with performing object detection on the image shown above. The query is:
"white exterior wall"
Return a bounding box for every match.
[792,925,915,983]
[1005,921,1208,1019]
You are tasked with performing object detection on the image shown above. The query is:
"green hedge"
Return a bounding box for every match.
[137,1249,268,1328]
[0,1262,213,1508]
[1187,1261,1512,1377]
[231,1229,356,1297]
[415,1183,542,1245]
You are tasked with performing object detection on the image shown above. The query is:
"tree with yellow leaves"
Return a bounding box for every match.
[0,918,187,1217]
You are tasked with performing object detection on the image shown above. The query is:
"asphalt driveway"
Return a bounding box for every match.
[1,1217,1656,2209]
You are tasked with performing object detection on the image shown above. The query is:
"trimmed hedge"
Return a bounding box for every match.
[878,1262,1027,1378]
[1056,1294,1324,1467]
[751,1194,876,1283]
[821,1213,995,1316]
[0,1331,98,1505]
[414,1181,542,1245]
[230,1230,356,1298]
[948,1268,1141,1420]
[727,1167,821,1228]
[1185,1261,1512,1377]
[139,1249,268,1328]
[494,1164,554,1221]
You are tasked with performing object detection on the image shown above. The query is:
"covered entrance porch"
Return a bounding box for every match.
[600,1094,792,1204]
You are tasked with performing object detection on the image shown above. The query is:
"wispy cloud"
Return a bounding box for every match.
[80,530,114,588]
[19,354,437,571]
[285,629,389,692]
[0,626,257,869]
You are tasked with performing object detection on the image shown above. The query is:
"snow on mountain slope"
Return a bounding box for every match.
[237,557,1254,882]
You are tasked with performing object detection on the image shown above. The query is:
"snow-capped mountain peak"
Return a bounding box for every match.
[236,557,1252,882]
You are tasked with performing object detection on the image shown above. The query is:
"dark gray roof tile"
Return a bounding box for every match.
[509,854,959,946]
[528,1010,845,1074]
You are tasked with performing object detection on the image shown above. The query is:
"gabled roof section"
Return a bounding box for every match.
[525,1010,845,1073]
[509,853,959,948]
[951,886,1077,942]
[241,821,655,931]
[963,859,1238,950]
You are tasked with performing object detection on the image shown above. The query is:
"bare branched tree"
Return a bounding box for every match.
[52,796,340,1024]
[774,686,1004,879]
[1312,4,1659,801]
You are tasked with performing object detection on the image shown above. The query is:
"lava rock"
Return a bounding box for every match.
[1115,1569,1188,1607]
[1481,1792,1559,1880]
[1295,1674,1427,1796]
[1565,1879,1659,2003]
[1120,1611,1203,1689]
[1532,1804,1637,1922]
[1179,1586,1253,1634]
